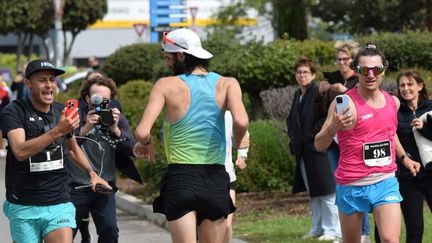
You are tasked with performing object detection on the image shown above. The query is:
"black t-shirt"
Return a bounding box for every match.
[1,98,71,205]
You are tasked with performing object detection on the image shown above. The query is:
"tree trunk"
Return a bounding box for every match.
[425,0,432,31]
[38,34,50,60]
[27,34,34,62]
[273,0,308,40]
[63,31,77,65]
[15,32,28,73]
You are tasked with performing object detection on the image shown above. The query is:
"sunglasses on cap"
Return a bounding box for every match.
[162,32,188,50]
[356,65,386,76]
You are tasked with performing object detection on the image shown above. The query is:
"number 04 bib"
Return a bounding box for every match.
[363,140,392,167]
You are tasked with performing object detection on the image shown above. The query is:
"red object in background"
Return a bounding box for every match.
[133,23,147,37]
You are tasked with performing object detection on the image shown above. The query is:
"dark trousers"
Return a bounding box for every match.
[70,187,119,243]
[374,178,432,243]
[399,179,432,243]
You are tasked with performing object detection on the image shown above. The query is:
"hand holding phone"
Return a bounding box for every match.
[335,94,351,115]
[65,99,78,118]
[95,183,113,194]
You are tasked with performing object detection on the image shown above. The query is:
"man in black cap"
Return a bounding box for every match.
[1,59,111,243]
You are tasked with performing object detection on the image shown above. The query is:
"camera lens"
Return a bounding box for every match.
[336,97,343,103]
[99,111,114,126]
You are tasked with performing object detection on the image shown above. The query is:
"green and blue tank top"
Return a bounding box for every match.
[163,72,226,165]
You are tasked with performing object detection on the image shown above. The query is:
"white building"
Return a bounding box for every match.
[0,0,274,66]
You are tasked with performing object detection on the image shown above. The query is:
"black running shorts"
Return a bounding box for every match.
[153,164,235,225]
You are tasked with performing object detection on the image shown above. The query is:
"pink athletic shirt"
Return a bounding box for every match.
[335,88,398,185]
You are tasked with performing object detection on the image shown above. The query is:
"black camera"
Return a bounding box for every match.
[93,97,114,126]
[336,96,343,103]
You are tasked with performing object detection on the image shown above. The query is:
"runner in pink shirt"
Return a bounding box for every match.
[315,43,421,243]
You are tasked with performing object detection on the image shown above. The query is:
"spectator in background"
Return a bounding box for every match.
[74,71,128,243]
[395,70,432,243]
[0,74,10,157]
[87,56,100,71]
[10,71,29,100]
[69,76,138,243]
[223,111,249,243]
[287,56,341,242]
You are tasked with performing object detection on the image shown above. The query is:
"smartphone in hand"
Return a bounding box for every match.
[323,71,344,85]
[95,183,113,194]
[65,99,78,118]
[335,94,350,115]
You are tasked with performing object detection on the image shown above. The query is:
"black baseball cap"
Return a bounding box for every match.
[25,59,65,79]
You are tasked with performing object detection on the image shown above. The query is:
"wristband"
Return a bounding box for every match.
[237,147,249,159]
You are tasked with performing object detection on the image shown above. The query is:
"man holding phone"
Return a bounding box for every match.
[315,44,420,243]
[0,59,110,243]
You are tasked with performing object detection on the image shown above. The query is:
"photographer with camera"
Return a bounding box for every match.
[68,76,138,243]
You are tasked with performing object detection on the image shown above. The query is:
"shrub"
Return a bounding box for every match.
[236,119,295,192]
[290,38,335,66]
[116,80,154,130]
[357,32,432,71]
[102,43,163,86]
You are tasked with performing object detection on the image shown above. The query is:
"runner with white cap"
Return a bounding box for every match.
[133,28,249,243]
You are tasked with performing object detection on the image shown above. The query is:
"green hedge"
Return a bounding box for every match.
[209,38,335,92]
[102,43,164,86]
[236,120,294,192]
[357,32,432,71]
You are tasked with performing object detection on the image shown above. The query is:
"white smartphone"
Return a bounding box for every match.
[335,94,351,115]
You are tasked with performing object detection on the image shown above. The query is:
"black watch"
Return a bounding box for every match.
[400,152,411,161]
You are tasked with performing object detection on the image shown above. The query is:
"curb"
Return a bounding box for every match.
[116,191,168,230]
[115,191,249,243]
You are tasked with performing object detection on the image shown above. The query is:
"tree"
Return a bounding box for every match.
[272,0,308,40]
[0,0,54,71]
[310,0,432,34]
[212,0,310,40]
[62,0,107,64]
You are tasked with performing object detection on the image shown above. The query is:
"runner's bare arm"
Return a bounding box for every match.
[226,78,248,149]
[314,101,337,151]
[6,108,78,161]
[135,79,166,144]
[7,128,57,161]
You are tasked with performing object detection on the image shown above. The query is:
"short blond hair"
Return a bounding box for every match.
[334,40,359,59]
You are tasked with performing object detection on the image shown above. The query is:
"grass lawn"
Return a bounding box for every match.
[234,207,432,243]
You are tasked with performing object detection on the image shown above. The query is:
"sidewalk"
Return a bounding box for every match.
[115,191,249,243]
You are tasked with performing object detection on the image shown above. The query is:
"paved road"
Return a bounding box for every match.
[0,158,11,241]
[0,157,171,243]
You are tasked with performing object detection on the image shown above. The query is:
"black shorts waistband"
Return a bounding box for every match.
[167,164,225,173]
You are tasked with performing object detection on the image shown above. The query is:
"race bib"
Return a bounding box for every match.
[29,145,64,172]
[363,140,392,167]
